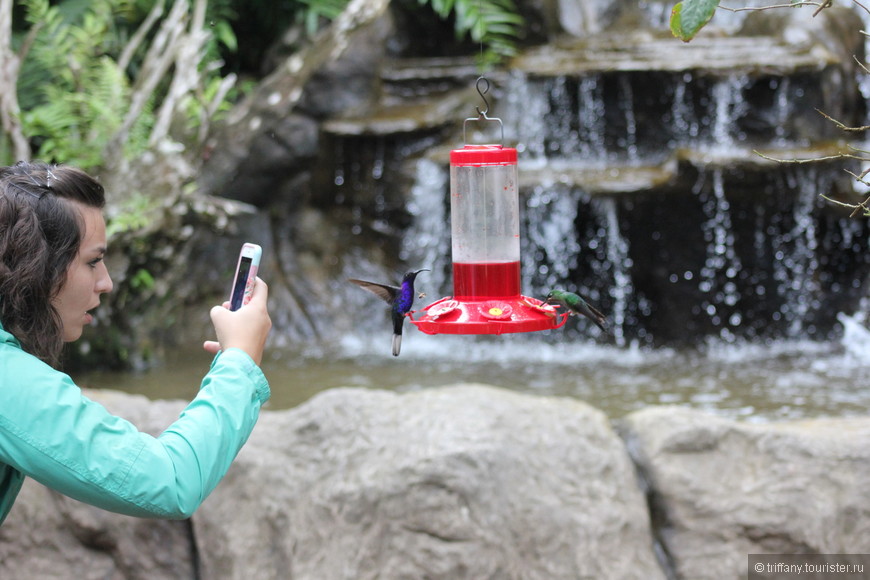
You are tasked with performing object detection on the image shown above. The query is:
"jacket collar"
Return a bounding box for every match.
[0,321,21,349]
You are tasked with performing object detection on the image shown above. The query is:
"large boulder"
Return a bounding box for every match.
[621,406,870,580]
[195,384,663,580]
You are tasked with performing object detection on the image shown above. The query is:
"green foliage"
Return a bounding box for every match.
[296,0,348,35]
[670,0,720,42]
[130,268,156,290]
[17,0,152,170]
[291,0,524,62]
[12,0,523,174]
[15,0,240,171]
[24,57,150,169]
[425,0,524,63]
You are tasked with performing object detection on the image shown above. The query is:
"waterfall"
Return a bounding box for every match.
[672,73,701,142]
[504,72,610,166]
[578,75,607,163]
[771,77,792,147]
[547,76,580,157]
[770,168,821,337]
[503,70,549,162]
[401,157,452,296]
[336,41,870,350]
[523,183,582,289]
[617,76,640,164]
[600,197,632,346]
[522,185,637,343]
[695,169,743,339]
[708,74,750,152]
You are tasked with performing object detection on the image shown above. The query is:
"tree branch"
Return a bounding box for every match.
[150,0,210,147]
[104,0,188,169]
[118,0,166,73]
[0,0,31,161]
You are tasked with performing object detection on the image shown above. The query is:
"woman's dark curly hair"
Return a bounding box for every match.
[0,161,105,367]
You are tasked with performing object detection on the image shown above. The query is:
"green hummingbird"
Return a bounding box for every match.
[349,269,429,356]
[546,289,609,332]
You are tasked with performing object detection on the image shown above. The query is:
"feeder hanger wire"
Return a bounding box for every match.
[463,76,504,146]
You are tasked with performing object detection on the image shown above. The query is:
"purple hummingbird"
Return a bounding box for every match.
[349,269,429,356]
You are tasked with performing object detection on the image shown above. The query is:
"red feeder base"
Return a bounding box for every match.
[410,295,569,335]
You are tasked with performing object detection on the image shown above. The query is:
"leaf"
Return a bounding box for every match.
[670,0,719,42]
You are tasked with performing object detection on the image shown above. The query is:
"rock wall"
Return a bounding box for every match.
[2,385,869,579]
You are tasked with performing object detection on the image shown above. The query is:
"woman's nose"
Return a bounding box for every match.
[97,264,114,294]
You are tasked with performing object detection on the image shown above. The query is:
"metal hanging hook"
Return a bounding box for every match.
[464,75,504,146]
[475,76,491,118]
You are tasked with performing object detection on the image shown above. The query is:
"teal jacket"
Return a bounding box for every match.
[0,322,270,525]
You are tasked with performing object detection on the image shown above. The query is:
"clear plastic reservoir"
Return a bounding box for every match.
[450,145,520,298]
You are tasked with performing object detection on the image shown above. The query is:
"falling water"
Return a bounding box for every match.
[600,197,632,346]
[578,75,607,163]
[504,70,549,162]
[771,168,821,337]
[709,75,750,151]
[523,183,582,288]
[504,72,611,165]
[401,157,451,295]
[547,76,580,157]
[771,77,792,147]
[696,169,743,339]
[672,73,701,142]
[617,76,640,163]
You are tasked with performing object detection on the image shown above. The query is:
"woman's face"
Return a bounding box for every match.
[51,204,113,342]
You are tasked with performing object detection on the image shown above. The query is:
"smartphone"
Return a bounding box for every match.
[229,243,262,311]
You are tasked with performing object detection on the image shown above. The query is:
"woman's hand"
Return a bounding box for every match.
[203,277,272,365]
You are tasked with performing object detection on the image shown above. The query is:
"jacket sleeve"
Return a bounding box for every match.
[0,346,270,519]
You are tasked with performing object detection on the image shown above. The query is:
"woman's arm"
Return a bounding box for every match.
[0,345,269,519]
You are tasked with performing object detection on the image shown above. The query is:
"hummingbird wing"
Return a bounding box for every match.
[348,278,400,304]
[576,299,609,332]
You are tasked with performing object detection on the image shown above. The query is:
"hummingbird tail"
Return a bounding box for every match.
[392,333,402,357]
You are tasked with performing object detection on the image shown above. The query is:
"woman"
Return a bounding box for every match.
[0,161,272,525]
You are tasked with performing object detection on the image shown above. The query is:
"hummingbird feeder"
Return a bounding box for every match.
[411,78,569,335]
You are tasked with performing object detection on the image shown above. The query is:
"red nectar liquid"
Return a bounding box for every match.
[452,261,521,298]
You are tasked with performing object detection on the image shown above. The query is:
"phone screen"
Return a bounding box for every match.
[230,256,253,311]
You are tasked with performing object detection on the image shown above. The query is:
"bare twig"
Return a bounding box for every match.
[753,149,870,164]
[755,148,870,217]
[198,72,237,146]
[820,194,870,217]
[844,167,870,183]
[719,2,825,13]
[853,54,870,75]
[815,108,870,132]
[812,0,833,17]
